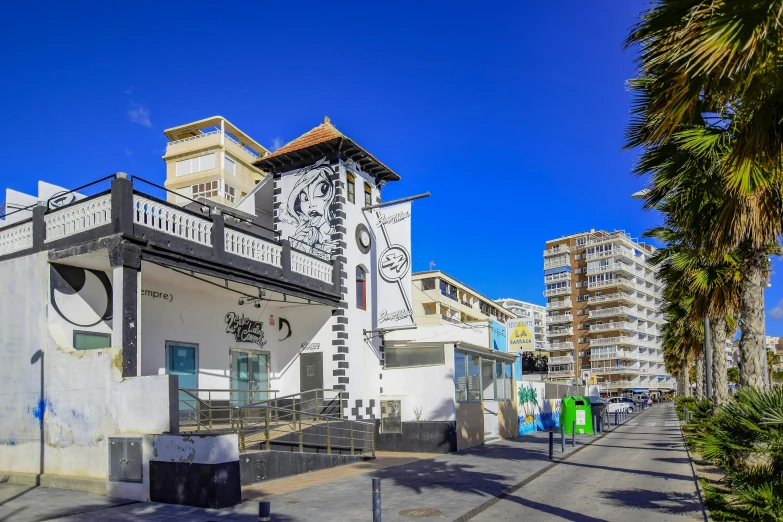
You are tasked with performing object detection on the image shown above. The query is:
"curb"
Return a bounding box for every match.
[679,421,711,522]
[451,406,653,522]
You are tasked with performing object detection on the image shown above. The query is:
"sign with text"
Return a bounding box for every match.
[507,318,534,353]
[373,202,414,329]
[224,313,267,348]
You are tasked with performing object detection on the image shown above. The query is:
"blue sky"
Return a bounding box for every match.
[2,2,782,334]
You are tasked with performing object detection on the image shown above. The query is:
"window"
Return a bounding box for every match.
[176,153,216,176]
[74,331,110,350]
[385,346,445,368]
[364,182,372,207]
[224,154,236,175]
[421,278,436,291]
[224,183,236,203]
[347,173,355,204]
[467,355,481,401]
[454,351,467,402]
[482,360,495,401]
[356,266,367,310]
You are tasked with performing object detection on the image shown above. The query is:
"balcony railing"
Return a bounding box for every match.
[544,286,572,297]
[586,278,634,291]
[585,246,634,261]
[543,245,571,257]
[591,366,641,374]
[166,128,260,161]
[586,263,634,275]
[544,259,570,270]
[548,314,573,324]
[548,327,573,337]
[548,369,576,378]
[588,321,637,333]
[547,300,572,310]
[548,356,574,365]
[549,341,574,351]
[588,306,636,319]
[544,271,572,283]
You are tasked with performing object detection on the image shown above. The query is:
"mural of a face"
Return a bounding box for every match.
[50,264,113,327]
[283,158,338,258]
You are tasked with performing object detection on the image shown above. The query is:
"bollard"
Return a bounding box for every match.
[592,415,597,437]
[561,423,565,453]
[615,410,618,425]
[259,501,271,522]
[549,427,554,460]
[372,477,381,522]
[571,421,576,447]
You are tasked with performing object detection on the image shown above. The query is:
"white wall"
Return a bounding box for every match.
[0,252,173,490]
[139,262,334,398]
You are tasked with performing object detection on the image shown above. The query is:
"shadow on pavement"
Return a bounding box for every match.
[499,494,608,522]
[600,488,702,516]
[373,459,511,496]
[0,486,37,507]
[559,460,695,482]
[653,457,692,465]
[588,443,684,453]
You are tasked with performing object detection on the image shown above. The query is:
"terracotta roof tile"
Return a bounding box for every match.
[256,117,400,181]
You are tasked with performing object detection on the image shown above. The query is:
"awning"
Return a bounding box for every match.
[630,388,649,392]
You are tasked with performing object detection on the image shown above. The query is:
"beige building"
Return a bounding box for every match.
[543,230,674,396]
[163,116,269,207]
[412,271,515,326]
[494,298,548,354]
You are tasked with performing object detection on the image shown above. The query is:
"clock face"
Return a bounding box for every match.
[359,230,371,248]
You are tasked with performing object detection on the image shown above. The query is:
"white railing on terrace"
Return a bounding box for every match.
[586,278,634,291]
[548,327,573,337]
[589,306,636,319]
[548,314,573,324]
[291,250,334,284]
[548,356,574,365]
[543,245,570,256]
[544,259,570,270]
[591,366,641,374]
[589,322,638,332]
[587,292,634,305]
[44,194,112,243]
[544,286,572,297]
[586,246,634,260]
[598,380,641,389]
[0,220,33,255]
[133,195,213,247]
[586,263,634,275]
[549,342,574,351]
[549,369,576,378]
[224,228,282,268]
[223,132,260,159]
[166,129,260,160]
[544,271,572,283]
[547,300,572,310]
[590,336,661,349]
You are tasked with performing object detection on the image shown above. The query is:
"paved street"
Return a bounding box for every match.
[473,403,704,521]
[0,404,704,522]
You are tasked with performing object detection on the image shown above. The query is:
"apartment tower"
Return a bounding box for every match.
[543,230,674,396]
[494,299,547,355]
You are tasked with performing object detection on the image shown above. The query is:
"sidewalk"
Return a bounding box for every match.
[0,409,649,522]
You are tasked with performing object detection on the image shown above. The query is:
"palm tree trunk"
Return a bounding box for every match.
[677,362,691,397]
[695,354,705,400]
[711,317,729,406]
[739,251,766,388]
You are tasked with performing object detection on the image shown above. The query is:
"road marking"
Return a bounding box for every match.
[626,422,639,427]
[646,422,657,427]
[664,421,679,427]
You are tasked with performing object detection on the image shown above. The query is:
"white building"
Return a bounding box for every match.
[494,298,547,354]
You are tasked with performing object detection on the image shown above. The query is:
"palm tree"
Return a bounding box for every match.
[626,1,783,389]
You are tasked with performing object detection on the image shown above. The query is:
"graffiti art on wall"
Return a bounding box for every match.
[50,264,113,327]
[279,158,338,259]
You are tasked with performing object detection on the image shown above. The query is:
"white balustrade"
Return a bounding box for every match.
[548,356,574,365]
[291,250,333,284]
[224,229,282,268]
[549,342,574,351]
[133,195,212,246]
[547,300,572,310]
[44,194,112,243]
[0,221,33,255]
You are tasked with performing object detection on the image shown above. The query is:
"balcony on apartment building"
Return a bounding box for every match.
[548,367,576,378]
[589,336,662,349]
[548,326,574,337]
[586,262,635,276]
[588,306,637,319]
[549,341,575,351]
[548,355,575,365]
[544,271,572,283]
[547,299,572,310]
[543,244,570,257]
[585,245,635,261]
[544,285,572,297]
[590,366,642,375]
[548,313,573,324]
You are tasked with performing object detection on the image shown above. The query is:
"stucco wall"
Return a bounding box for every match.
[0,253,174,488]
[455,402,484,451]
[498,401,518,439]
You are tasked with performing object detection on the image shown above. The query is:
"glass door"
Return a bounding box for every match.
[166,342,198,414]
[230,350,269,406]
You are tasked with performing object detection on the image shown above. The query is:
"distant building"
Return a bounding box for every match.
[542,229,674,396]
[163,116,269,207]
[494,298,547,354]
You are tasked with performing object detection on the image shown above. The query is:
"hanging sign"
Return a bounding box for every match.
[224,312,267,348]
[506,318,534,352]
[373,202,414,328]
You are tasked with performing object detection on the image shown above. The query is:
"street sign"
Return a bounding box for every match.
[506,318,534,353]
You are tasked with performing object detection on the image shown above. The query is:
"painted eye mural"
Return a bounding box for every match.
[50,264,113,327]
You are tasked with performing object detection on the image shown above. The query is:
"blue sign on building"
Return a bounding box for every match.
[489,319,507,352]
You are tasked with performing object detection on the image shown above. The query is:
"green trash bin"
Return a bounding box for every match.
[560,395,594,435]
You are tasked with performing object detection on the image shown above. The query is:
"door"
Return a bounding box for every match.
[300,352,324,391]
[482,360,500,440]
[230,350,269,406]
[166,342,198,414]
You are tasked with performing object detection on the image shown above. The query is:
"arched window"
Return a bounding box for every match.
[346,173,355,204]
[364,182,372,207]
[356,266,367,310]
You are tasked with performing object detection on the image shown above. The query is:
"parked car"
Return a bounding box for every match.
[605,397,635,414]
[632,393,651,406]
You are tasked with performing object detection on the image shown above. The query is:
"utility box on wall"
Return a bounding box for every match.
[109,437,143,483]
